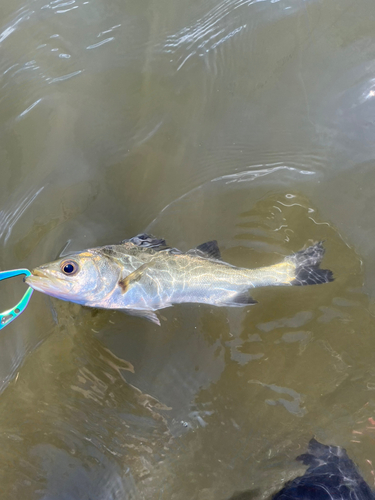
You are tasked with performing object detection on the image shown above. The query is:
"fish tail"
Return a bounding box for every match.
[286,241,334,286]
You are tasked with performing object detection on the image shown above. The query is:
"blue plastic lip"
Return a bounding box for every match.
[0,269,34,330]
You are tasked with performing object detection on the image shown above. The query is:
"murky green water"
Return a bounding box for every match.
[1,0,375,498]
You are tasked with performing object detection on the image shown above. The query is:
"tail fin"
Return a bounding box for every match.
[287,242,334,286]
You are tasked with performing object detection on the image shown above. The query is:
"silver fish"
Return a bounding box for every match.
[25,234,333,325]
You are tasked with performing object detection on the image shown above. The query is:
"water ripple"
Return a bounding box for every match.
[249,380,306,416]
[0,8,33,45]
[147,163,315,229]
[212,164,315,184]
[47,68,83,83]
[16,98,43,120]
[0,186,45,243]
[161,0,265,69]
[87,37,114,50]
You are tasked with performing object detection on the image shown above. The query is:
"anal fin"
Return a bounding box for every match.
[221,291,258,307]
[122,309,161,326]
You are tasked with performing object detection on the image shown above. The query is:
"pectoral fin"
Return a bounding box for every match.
[221,291,258,307]
[122,308,161,326]
[118,262,150,294]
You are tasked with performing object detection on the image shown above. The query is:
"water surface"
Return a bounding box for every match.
[1,0,375,498]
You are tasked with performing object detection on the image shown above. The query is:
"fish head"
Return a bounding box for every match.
[25,250,119,305]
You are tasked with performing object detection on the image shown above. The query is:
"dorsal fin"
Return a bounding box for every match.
[188,240,221,260]
[121,233,168,250]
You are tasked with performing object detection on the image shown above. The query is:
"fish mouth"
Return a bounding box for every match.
[30,268,48,278]
[24,268,49,287]
[25,269,64,295]
[25,274,50,292]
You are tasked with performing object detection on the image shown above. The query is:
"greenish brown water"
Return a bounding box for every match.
[1,0,375,498]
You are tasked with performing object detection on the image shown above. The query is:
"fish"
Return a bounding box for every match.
[25,233,334,325]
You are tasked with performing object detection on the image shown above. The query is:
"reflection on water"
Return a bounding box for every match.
[1,0,375,498]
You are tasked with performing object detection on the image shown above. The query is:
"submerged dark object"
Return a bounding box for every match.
[272,438,375,500]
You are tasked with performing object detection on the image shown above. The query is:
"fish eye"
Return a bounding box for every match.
[61,260,79,276]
